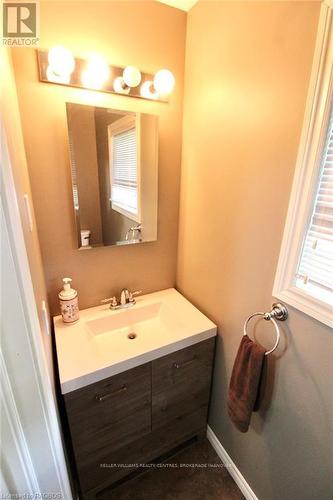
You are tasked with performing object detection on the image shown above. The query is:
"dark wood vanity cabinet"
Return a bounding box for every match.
[64,338,215,499]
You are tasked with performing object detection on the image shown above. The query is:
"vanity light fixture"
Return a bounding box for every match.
[113,76,131,94]
[140,80,159,100]
[37,47,175,102]
[123,66,142,88]
[81,55,110,90]
[140,69,175,99]
[153,69,175,96]
[47,46,75,84]
[46,66,71,85]
[113,66,141,94]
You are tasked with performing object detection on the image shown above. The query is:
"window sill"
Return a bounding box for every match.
[273,285,333,328]
[111,201,140,223]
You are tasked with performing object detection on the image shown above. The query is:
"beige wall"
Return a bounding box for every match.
[140,113,159,241]
[1,49,55,383]
[177,2,333,499]
[12,1,186,314]
[68,104,103,245]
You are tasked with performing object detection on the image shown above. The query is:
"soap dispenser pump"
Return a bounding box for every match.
[58,277,79,323]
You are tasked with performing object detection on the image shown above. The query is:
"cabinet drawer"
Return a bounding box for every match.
[64,363,151,461]
[152,338,215,428]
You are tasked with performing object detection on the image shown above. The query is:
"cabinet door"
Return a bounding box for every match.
[152,338,215,429]
[78,407,209,496]
[64,363,151,465]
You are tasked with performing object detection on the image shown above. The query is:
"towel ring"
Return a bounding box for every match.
[243,303,288,356]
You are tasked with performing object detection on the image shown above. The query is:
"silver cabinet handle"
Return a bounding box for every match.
[173,357,196,369]
[95,385,127,402]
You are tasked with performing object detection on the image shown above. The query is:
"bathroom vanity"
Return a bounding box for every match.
[54,288,216,499]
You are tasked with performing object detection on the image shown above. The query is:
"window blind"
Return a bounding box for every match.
[296,108,333,303]
[68,129,79,210]
[111,127,138,216]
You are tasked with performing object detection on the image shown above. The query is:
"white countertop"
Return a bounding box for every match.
[54,288,217,394]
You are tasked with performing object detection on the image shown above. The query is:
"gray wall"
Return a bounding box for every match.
[177,2,333,499]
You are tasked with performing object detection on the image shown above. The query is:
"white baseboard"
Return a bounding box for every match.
[206,426,259,500]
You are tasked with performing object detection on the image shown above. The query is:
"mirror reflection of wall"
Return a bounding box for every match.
[66,103,158,249]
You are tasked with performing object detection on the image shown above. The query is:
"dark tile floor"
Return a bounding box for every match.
[99,439,244,500]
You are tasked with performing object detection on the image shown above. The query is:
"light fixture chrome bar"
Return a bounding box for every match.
[36,49,169,103]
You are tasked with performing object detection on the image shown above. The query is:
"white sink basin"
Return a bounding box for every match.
[54,288,217,394]
[85,301,178,337]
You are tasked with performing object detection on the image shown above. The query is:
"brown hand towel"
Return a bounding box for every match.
[228,335,266,433]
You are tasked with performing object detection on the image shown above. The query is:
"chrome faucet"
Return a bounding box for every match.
[125,224,142,242]
[101,289,142,310]
[120,288,130,305]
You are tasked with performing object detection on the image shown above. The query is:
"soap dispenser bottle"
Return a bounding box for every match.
[58,277,79,323]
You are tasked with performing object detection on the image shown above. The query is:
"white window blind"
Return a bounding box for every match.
[296,108,333,304]
[68,129,79,210]
[111,127,138,217]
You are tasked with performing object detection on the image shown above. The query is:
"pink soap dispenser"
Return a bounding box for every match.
[58,277,79,323]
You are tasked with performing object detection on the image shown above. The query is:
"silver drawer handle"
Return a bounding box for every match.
[95,385,127,402]
[173,357,196,369]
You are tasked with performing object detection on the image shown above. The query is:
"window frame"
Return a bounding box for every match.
[273,1,333,328]
[108,114,141,223]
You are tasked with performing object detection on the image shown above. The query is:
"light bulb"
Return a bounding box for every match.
[113,76,130,94]
[140,80,158,100]
[81,55,110,90]
[46,65,71,84]
[48,46,75,77]
[123,66,141,88]
[153,69,175,96]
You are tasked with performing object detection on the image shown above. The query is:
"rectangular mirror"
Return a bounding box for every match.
[66,102,158,249]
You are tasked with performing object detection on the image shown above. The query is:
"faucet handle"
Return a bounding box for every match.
[101,297,112,304]
[129,290,142,302]
[101,296,118,308]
